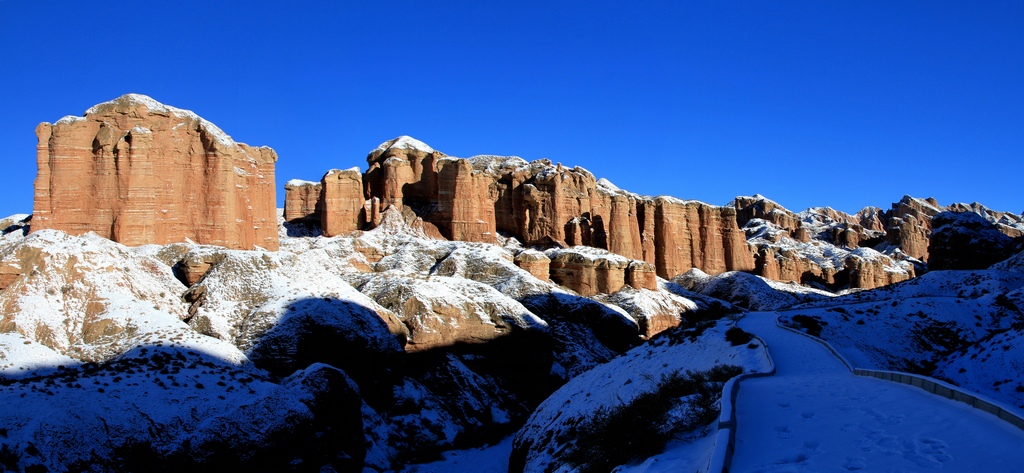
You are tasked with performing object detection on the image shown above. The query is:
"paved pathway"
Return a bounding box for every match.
[731,311,1024,472]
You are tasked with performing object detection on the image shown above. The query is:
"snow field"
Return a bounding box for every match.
[732,312,1024,472]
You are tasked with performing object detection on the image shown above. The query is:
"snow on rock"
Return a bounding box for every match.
[511,320,771,472]
[374,135,435,154]
[0,230,224,363]
[84,93,236,147]
[992,248,1024,273]
[467,155,530,176]
[0,332,75,374]
[358,274,547,352]
[928,211,1020,270]
[179,245,408,359]
[673,269,831,311]
[0,353,364,471]
[284,178,320,187]
[597,286,696,339]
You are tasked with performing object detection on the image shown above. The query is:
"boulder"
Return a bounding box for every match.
[514,249,550,281]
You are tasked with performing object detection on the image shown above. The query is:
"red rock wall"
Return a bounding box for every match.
[300,139,764,284]
[320,169,365,237]
[283,181,322,222]
[436,159,497,243]
[32,94,278,250]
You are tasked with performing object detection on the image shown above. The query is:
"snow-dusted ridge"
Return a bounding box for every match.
[58,93,239,148]
[374,135,435,154]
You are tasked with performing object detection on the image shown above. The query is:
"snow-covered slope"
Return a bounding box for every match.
[779,269,1024,410]
[511,320,771,472]
[0,210,713,471]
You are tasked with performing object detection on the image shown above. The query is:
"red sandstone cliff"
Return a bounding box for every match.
[32,94,278,250]
[291,137,754,293]
[284,137,1024,292]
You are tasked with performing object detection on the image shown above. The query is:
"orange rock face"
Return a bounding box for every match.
[319,168,365,237]
[625,261,658,291]
[650,197,755,279]
[734,195,801,232]
[283,180,322,223]
[548,249,630,297]
[286,138,964,293]
[294,137,761,290]
[436,158,497,243]
[514,250,550,281]
[32,94,278,250]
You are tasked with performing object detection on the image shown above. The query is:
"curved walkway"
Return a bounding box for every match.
[731,311,1024,472]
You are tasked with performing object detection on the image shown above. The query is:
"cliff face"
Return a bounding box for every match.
[32,94,278,250]
[283,137,1024,292]
[283,180,322,223]
[359,139,753,291]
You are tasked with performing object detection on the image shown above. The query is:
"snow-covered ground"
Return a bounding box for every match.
[732,312,1024,472]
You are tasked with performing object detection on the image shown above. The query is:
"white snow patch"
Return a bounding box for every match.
[375,135,435,154]
[83,93,235,147]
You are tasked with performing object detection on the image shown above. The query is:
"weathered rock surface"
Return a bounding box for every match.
[297,137,755,287]
[928,212,1020,270]
[32,94,279,250]
[283,179,322,222]
[280,137,1024,293]
[650,197,755,278]
[320,168,365,237]
[514,249,550,281]
[734,195,801,232]
[547,248,630,297]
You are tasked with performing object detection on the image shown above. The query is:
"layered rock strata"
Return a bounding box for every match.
[32,94,278,250]
[319,168,365,237]
[283,180,322,223]
[287,137,754,292]
[286,138,1024,292]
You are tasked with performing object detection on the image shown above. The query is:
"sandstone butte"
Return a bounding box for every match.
[32,94,279,251]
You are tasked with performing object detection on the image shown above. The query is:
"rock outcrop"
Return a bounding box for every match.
[928,212,1020,270]
[291,137,755,291]
[281,138,1024,292]
[32,94,278,250]
[514,250,550,281]
[319,168,365,237]
[283,180,322,223]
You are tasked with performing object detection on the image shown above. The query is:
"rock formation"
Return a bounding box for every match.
[514,250,550,281]
[734,195,801,232]
[32,94,278,250]
[292,137,754,292]
[282,137,1024,291]
[547,248,630,297]
[283,180,322,223]
[928,212,1020,270]
[319,168,365,237]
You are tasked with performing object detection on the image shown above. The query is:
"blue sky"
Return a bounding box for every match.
[1,1,1021,218]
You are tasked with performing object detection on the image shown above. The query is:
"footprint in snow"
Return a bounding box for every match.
[800,411,815,419]
[774,425,793,439]
[778,401,790,408]
[843,456,866,471]
[772,440,824,466]
[902,436,952,467]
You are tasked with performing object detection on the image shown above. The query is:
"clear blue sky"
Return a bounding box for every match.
[2,1,1021,217]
